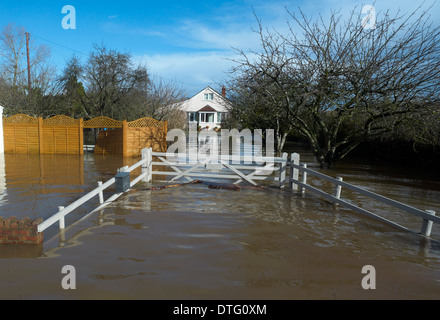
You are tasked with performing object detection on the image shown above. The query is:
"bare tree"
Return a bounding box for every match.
[230,5,440,167]
[137,76,187,128]
[228,22,296,153]
[80,44,149,120]
[0,23,56,115]
[0,24,27,87]
[56,48,186,126]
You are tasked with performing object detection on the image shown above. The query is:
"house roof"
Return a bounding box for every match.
[175,86,232,113]
[199,105,217,112]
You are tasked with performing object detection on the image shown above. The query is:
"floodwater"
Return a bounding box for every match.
[0,144,440,300]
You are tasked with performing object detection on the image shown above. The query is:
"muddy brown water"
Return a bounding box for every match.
[0,146,440,300]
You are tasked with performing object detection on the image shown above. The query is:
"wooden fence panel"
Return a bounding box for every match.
[4,124,39,154]
[3,114,166,156]
[41,126,81,155]
[94,129,123,155]
[3,126,15,153]
[126,127,167,157]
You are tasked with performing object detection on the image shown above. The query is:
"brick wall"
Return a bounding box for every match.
[0,217,43,245]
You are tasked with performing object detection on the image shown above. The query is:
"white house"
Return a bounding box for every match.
[177,86,232,130]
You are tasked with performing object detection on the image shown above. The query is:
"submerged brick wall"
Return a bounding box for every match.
[0,217,43,245]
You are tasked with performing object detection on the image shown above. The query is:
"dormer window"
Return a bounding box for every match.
[204,93,214,101]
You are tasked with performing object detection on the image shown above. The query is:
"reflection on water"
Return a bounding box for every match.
[0,153,6,207]
[0,153,139,242]
[1,146,440,299]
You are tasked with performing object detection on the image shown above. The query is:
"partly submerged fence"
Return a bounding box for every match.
[37,148,287,235]
[37,151,152,234]
[36,149,438,243]
[3,114,167,157]
[145,150,438,238]
[149,151,288,187]
[287,153,438,239]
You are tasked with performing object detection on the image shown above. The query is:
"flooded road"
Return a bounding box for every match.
[0,146,440,300]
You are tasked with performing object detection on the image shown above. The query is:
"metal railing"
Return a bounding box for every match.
[288,153,438,239]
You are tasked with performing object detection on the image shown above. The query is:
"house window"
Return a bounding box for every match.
[204,93,214,101]
[199,112,215,123]
[188,112,197,122]
[217,112,222,123]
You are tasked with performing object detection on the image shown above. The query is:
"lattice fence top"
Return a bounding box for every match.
[3,114,39,125]
[3,114,166,129]
[128,117,166,128]
[43,115,80,126]
[83,116,123,128]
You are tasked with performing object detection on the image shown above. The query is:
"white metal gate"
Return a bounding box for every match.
[146,150,289,187]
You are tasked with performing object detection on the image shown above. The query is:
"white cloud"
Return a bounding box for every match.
[134,51,239,96]
[132,0,440,96]
[174,19,261,51]
[292,0,440,21]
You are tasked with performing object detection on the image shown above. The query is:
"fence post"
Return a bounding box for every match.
[300,164,307,194]
[122,120,128,157]
[279,152,287,188]
[142,148,153,182]
[142,148,148,182]
[148,148,153,182]
[421,210,436,237]
[290,153,300,191]
[98,181,104,204]
[59,206,66,245]
[38,117,44,154]
[58,206,66,230]
[334,177,343,203]
[79,118,84,155]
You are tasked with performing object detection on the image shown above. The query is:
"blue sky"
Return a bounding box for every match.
[0,0,438,96]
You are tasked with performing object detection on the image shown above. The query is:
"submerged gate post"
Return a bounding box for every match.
[98,181,104,204]
[290,153,300,191]
[334,177,343,203]
[300,164,307,194]
[279,153,288,188]
[421,210,436,237]
[142,148,153,182]
[58,206,66,230]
